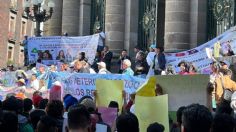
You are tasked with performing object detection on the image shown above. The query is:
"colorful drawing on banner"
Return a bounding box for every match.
[136,76,156,97]
[135,95,169,132]
[28,34,99,65]
[96,79,123,111]
[98,107,117,127]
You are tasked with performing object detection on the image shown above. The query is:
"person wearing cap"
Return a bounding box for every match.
[122,59,134,76]
[153,47,166,75]
[16,78,27,95]
[97,62,111,74]
[118,49,131,73]
[220,60,230,70]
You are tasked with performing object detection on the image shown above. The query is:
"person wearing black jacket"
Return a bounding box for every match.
[153,47,166,75]
[102,46,113,71]
[134,51,149,75]
[118,49,131,73]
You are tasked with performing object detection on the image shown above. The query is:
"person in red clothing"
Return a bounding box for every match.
[178,61,189,75]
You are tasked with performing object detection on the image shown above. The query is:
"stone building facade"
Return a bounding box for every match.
[0,0,33,68]
[43,0,235,54]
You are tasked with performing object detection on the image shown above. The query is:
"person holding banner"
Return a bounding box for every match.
[97,62,111,74]
[74,60,90,73]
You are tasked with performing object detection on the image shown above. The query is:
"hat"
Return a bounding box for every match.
[97,62,106,68]
[63,94,78,111]
[149,44,156,49]
[220,60,230,67]
[18,79,26,85]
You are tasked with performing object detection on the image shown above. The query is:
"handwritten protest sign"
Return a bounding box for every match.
[96,79,123,111]
[135,95,169,132]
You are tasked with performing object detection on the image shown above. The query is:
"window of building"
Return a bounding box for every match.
[9,14,16,39]
[8,46,14,60]
[21,20,27,40]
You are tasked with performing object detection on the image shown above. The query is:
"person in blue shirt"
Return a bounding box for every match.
[122,59,134,76]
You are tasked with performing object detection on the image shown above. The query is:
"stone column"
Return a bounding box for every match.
[79,0,91,36]
[43,0,63,36]
[105,0,125,54]
[62,0,80,36]
[190,0,207,48]
[124,0,139,57]
[164,0,190,52]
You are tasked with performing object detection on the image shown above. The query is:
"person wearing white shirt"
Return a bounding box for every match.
[30,74,39,91]
[97,62,110,74]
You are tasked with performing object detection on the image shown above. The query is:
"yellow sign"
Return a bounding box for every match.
[136,76,156,97]
[214,41,221,58]
[96,79,124,111]
[135,95,169,132]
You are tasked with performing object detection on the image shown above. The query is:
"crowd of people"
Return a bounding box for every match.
[1,37,236,132]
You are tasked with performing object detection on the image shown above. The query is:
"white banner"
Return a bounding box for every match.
[28,34,99,65]
[165,26,236,73]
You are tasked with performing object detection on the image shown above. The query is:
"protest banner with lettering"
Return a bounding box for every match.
[135,95,169,132]
[165,26,236,74]
[60,73,145,99]
[28,34,99,65]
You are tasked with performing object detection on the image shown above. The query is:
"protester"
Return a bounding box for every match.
[96,27,106,52]
[170,106,186,132]
[29,109,46,130]
[78,52,88,62]
[23,98,33,118]
[74,60,90,73]
[97,61,111,74]
[161,64,176,75]
[30,74,39,91]
[134,45,143,62]
[181,104,213,132]
[211,114,235,132]
[39,99,49,110]
[63,94,78,112]
[178,61,189,75]
[147,122,165,132]
[67,105,92,132]
[0,111,18,132]
[91,51,102,72]
[118,49,131,73]
[102,46,113,71]
[153,47,166,75]
[134,51,149,76]
[36,115,58,132]
[214,69,236,104]
[146,44,156,66]
[33,93,43,109]
[220,60,230,70]
[116,112,139,132]
[122,59,134,76]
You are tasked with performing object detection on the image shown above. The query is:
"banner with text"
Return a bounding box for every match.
[28,34,99,65]
[165,26,236,73]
